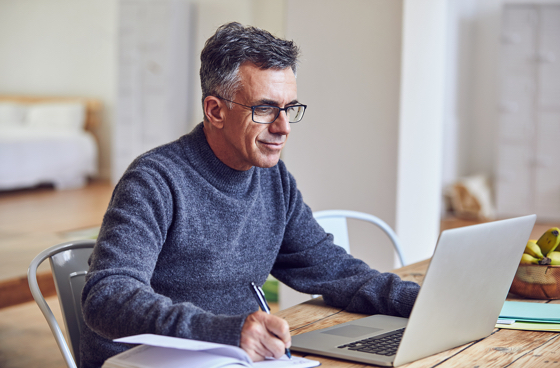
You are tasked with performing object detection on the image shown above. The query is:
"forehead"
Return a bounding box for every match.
[237,63,297,103]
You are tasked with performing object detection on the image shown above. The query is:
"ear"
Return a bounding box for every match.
[204,96,226,129]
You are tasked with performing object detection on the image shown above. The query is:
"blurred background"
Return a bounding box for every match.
[0,1,559,365]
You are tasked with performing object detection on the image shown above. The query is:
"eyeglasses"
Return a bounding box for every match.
[216,96,307,124]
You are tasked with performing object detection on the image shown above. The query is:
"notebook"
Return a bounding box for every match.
[499,301,560,323]
[291,214,537,367]
[102,334,320,368]
[496,301,560,332]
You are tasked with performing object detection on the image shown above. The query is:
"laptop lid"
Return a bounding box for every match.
[393,214,536,365]
[291,215,537,367]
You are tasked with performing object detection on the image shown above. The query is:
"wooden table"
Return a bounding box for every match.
[276,260,560,367]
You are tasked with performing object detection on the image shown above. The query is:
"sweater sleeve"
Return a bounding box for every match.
[271,171,420,318]
[81,164,246,347]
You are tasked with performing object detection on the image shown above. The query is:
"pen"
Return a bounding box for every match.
[250,282,292,359]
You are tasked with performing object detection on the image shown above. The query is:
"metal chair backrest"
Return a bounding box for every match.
[313,210,407,267]
[28,239,95,368]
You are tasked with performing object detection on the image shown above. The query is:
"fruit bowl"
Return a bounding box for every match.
[510,264,560,299]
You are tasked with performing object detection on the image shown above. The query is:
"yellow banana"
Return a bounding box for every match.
[548,251,560,266]
[520,253,540,264]
[537,227,560,256]
[524,239,543,259]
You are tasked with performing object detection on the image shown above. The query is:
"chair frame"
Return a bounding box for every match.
[27,239,95,368]
[313,209,407,266]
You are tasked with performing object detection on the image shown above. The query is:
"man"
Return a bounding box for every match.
[81,22,420,368]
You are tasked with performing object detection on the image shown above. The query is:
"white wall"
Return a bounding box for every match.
[0,0,118,180]
[440,0,560,221]
[283,0,404,271]
[467,0,560,181]
[280,0,447,309]
[280,0,405,309]
[441,0,497,185]
[396,0,447,264]
[441,0,478,189]
[469,0,502,179]
[113,0,196,182]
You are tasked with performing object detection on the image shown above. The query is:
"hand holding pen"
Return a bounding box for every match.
[248,282,292,359]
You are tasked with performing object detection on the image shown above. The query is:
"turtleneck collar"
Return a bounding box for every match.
[180,123,256,194]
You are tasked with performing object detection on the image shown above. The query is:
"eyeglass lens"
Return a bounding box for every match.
[253,105,305,124]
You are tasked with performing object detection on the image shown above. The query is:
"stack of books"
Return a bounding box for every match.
[496,301,560,331]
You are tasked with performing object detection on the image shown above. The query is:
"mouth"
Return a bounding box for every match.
[258,141,284,149]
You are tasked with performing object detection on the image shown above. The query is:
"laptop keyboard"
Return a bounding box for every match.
[337,328,405,356]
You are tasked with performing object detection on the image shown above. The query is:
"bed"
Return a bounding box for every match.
[0,96,101,190]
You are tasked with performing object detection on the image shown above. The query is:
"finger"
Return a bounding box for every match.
[257,314,290,359]
[240,313,276,361]
[240,334,267,361]
[242,339,274,361]
[263,314,291,347]
[260,332,287,359]
[254,342,277,360]
[240,312,289,361]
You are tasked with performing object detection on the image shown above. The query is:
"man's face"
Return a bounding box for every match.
[220,63,298,171]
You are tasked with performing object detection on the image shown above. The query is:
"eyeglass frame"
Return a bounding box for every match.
[215,96,307,124]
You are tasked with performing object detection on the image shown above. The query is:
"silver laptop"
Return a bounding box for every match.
[291,215,536,366]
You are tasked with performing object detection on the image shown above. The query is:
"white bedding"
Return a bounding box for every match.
[0,126,98,190]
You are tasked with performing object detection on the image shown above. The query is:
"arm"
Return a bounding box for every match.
[82,165,246,346]
[272,172,419,317]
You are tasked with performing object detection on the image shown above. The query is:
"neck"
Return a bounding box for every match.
[202,121,252,171]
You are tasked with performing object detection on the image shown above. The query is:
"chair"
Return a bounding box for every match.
[313,210,407,267]
[280,209,408,308]
[27,239,95,368]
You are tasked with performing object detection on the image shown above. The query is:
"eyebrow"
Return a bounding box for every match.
[256,98,300,107]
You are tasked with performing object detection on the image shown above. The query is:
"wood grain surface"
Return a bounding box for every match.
[277,259,560,368]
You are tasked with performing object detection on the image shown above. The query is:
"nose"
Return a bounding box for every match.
[269,110,291,135]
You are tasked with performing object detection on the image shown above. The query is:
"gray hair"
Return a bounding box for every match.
[200,22,300,120]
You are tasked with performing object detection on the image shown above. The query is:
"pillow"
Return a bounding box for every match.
[26,102,86,132]
[0,102,27,127]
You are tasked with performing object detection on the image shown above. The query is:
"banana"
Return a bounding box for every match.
[548,251,560,266]
[537,227,560,256]
[524,239,544,259]
[520,253,540,264]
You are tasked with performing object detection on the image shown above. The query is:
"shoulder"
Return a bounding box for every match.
[133,139,185,168]
[127,123,205,176]
[123,135,194,185]
[111,139,191,207]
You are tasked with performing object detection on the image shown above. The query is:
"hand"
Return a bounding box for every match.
[240,311,291,361]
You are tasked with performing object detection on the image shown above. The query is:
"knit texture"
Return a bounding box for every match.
[80,123,419,368]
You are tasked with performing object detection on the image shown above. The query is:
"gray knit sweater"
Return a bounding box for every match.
[80,123,419,368]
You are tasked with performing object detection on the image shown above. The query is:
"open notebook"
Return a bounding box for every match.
[102,334,320,368]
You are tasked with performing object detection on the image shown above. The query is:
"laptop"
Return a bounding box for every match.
[291,214,537,366]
